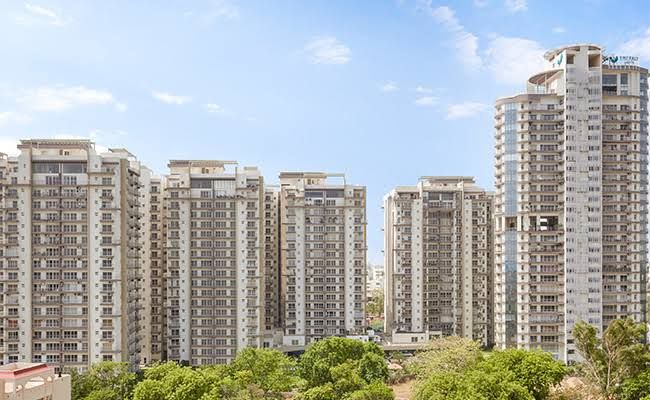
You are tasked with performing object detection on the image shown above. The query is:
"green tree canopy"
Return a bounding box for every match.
[621,370,650,400]
[406,336,483,378]
[358,352,389,383]
[70,361,137,400]
[134,349,297,400]
[480,349,566,400]
[295,384,336,400]
[574,318,648,398]
[228,347,301,396]
[414,368,533,400]
[366,288,384,317]
[299,337,384,388]
[347,381,395,400]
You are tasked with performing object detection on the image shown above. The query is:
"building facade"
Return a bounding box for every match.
[0,362,71,400]
[138,167,166,364]
[494,44,648,362]
[1,145,371,367]
[262,186,282,347]
[384,177,494,346]
[279,172,367,347]
[163,161,265,365]
[0,140,144,372]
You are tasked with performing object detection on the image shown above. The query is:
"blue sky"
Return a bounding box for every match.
[1,0,650,263]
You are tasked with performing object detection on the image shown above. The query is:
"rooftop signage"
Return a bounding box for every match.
[603,55,639,66]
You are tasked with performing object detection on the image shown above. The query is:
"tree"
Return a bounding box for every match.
[414,368,533,400]
[366,288,384,317]
[296,384,336,400]
[331,362,366,398]
[228,348,301,397]
[621,370,650,400]
[133,362,213,400]
[347,381,394,400]
[406,336,483,378]
[480,349,566,400]
[133,353,297,400]
[358,352,389,383]
[299,337,384,388]
[131,380,165,400]
[70,362,137,400]
[574,318,648,398]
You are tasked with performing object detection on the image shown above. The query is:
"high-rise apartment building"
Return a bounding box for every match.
[262,186,282,346]
[279,172,367,347]
[138,167,166,364]
[163,161,265,365]
[0,139,144,372]
[384,177,494,346]
[494,44,648,362]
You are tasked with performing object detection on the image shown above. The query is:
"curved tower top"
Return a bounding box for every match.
[543,43,602,61]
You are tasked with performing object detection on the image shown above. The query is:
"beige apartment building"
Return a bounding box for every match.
[138,167,166,364]
[279,172,367,347]
[0,143,371,367]
[0,362,70,400]
[262,186,282,346]
[494,44,648,362]
[384,177,494,346]
[0,139,143,372]
[163,160,265,365]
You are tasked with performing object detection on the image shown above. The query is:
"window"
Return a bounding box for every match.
[602,75,617,85]
[620,73,628,85]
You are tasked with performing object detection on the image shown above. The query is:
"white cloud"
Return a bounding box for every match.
[414,96,439,107]
[419,2,481,71]
[152,91,192,105]
[552,26,566,34]
[18,85,122,112]
[474,0,488,7]
[380,82,399,92]
[504,0,527,13]
[446,102,488,119]
[201,0,239,23]
[0,111,32,126]
[115,102,128,112]
[484,36,546,85]
[305,37,351,65]
[619,28,650,62]
[415,86,433,94]
[0,137,20,156]
[204,103,225,114]
[15,3,69,27]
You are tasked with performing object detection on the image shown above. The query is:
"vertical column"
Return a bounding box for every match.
[17,150,32,362]
[411,198,423,333]
[344,195,355,332]
[461,198,473,339]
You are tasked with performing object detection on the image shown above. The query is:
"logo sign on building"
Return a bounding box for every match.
[552,51,565,68]
[603,55,639,66]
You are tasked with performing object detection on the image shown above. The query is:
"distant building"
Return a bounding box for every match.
[384,177,494,346]
[366,263,384,297]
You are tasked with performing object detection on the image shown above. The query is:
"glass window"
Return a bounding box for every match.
[62,163,87,173]
[602,74,617,85]
[33,163,60,173]
[620,73,628,85]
